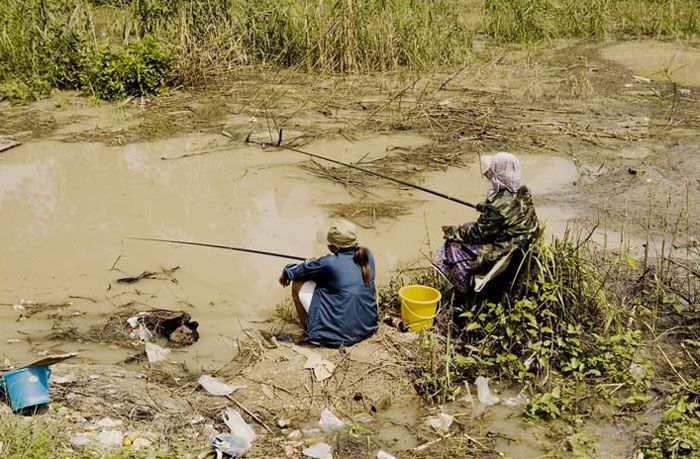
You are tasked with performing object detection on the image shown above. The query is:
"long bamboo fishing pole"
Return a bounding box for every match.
[244,130,478,210]
[126,237,306,261]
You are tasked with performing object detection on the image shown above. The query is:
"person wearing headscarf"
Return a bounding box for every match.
[279,220,378,346]
[433,152,539,293]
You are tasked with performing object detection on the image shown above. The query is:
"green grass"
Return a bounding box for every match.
[484,0,700,42]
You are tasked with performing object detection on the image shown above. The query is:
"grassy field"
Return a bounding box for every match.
[1,0,699,101]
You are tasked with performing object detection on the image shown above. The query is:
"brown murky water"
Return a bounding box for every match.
[602,41,700,86]
[0,133,578,367]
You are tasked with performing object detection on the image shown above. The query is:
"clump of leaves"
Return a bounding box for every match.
[80,36,174,100]
[640,383,700,458]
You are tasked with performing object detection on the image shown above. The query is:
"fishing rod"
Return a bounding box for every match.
[244,130,478,210]
[126,237,306,261]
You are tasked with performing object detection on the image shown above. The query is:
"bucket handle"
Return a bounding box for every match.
[403,299,442,321]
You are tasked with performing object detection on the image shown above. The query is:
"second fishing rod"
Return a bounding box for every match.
[244,129,478,210]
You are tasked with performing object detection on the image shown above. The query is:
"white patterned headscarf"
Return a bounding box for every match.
[481,152,523,194]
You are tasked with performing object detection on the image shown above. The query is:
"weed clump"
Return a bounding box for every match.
[640,383,700,458]
[81,36,174,101]
[400,232,654,421]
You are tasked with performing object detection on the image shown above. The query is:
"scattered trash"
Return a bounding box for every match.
[132,437,152,450]
[209,408,256,457]
[5,339,20,344]
[198,375,244,397]
[126,309,199,347]
[222,407,256,449]
[303,353,336,382]
[377,450,397,459]
[288,429,302,440]
[475,376,500,406]
[96,417,123,428]
[678,88,692,97]
[425,412,454,433]
[630,362,646,380]
[96,430,124,449]
[277,418,290,428]
[633,75,651,84]
[212,433,250,457]
[145,342,171,365]
[70,434,92,448]
[318,408,345,432]
[189,414,206,425]
[383,315,409,332]
[503,391,529,406]
[302,442,333,459]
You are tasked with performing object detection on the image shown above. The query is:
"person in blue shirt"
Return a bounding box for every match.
[279,220,378,347]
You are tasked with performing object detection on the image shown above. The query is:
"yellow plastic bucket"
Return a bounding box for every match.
[399,285,442,331]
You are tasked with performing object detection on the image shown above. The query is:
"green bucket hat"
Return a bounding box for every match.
[326,220,358,248]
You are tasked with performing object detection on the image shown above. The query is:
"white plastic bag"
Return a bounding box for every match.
[318,408,345,432]
[425,412,454,433]
[475,376,500,406]
[303,442,332,459]
[222,408,256,449]
[145,342,170,364]
[198,375,243,396]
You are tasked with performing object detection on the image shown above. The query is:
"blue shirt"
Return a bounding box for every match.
[283,248,378,347]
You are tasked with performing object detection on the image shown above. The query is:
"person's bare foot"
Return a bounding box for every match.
[293,334,306,345]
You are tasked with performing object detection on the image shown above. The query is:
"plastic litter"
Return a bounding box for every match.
[377,450,397,459]
[144,342,170,365]
[475,376,500,406]
[318,408,345,432]
[630,363,645,381]
[212,433,250,457]
[221,407,256,452]
[303,353,335,382]
[96,417,123,428]
[198,375,243,397]
[425,412,454,433]
[70,435,92,447]
[132,438,152,450]
[302,442,332,459]
[503,391,529,406]
[96,430,124,449]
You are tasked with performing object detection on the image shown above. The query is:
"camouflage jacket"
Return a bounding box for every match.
[445,187,539,272]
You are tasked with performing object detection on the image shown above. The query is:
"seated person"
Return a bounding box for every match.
[279,220,378,346]
[434,152,539,294]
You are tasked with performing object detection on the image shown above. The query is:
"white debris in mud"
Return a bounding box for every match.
[425,412,454,433]
[303,442,333,459]
[96,417,123,428]
[475,376,500,406]
[198,375,244,396]
[318,408,345,432]
[377,450,397,459]
[145,342,171,365]
[96,430,124,449]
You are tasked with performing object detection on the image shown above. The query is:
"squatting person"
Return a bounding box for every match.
[279,220,378,346]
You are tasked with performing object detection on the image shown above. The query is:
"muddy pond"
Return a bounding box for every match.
[0,132,580,368]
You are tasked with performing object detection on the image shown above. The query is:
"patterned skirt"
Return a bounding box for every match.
[432,240,479,292]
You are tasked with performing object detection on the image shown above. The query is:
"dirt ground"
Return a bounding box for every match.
[1,39,699,457]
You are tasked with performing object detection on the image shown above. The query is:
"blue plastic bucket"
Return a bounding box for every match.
[0,366,51,412]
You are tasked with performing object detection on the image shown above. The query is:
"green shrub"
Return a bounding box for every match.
[640,384,700,458]
[80,36,174,100]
